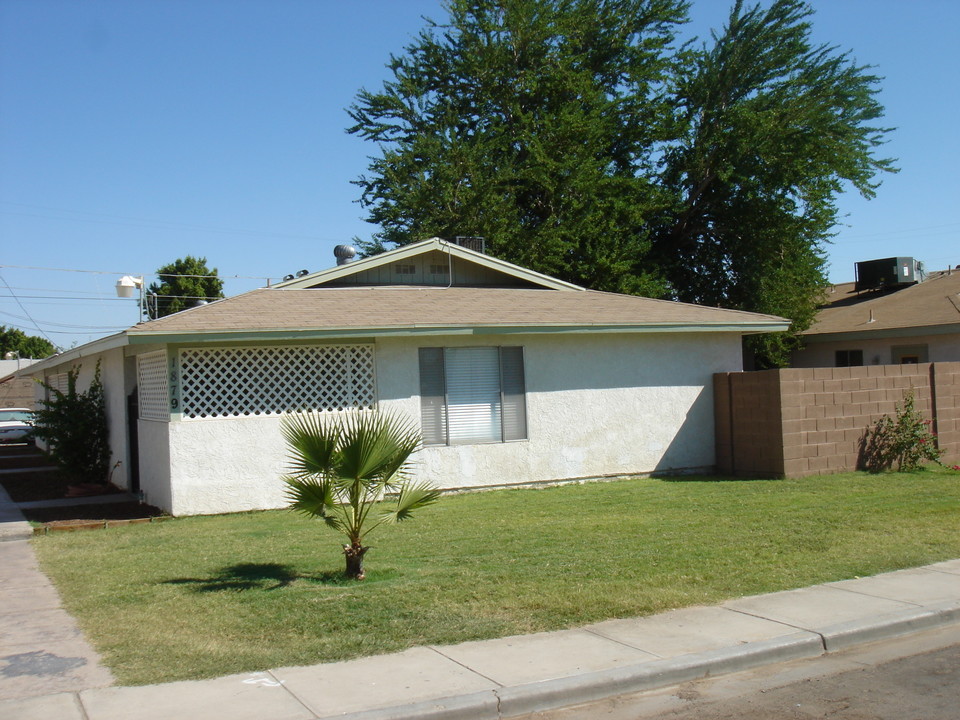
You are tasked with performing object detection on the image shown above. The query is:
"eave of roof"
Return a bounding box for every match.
[272,237,585,291]
[22,332,129,376]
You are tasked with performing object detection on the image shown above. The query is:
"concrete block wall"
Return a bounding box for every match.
[715,362,960,478]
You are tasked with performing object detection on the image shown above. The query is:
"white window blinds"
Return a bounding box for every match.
[419,346,527,445]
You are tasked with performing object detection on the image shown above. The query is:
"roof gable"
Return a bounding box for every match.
[273,238,584,291]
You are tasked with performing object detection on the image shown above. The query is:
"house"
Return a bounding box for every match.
[26,238,788,515]
[0,358,42,409]
[792,263,960,368]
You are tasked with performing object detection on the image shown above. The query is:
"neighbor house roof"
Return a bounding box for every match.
[123,286,789,343]
[803,269,960,341]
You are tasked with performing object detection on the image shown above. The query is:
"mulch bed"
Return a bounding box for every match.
[1,449,169,529]
[0,468,123,503]
[23,501,167,527]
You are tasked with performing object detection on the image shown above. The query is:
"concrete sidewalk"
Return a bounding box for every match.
[2,560,960,720]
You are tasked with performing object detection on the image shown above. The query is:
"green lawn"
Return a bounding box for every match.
[33,468,960,685]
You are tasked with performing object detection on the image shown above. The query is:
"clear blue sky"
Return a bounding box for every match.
[1,0,957,350]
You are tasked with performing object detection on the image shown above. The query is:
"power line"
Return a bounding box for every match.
[0,272,55,345]
[0,309,125,330]
[0,263,272,281]
[0,200,342,243]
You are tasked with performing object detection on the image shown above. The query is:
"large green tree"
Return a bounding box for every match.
[147,256,224,318]
[348,0,895,366]
[0,325,56,359]
[653,0,895,365]
[348,0,687,294]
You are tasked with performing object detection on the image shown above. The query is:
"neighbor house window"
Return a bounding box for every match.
[419,346,526,445]
[835,350,863,367]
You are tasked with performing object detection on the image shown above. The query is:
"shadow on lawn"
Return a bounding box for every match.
[656,475,781,483]
[163,562,354,592]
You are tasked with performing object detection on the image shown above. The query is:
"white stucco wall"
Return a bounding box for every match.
[792,332,960,368]
[162,332,742,516]
[137,418,173,511]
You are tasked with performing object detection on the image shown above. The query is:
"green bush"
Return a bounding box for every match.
[32,361,111,483]
[861,390,943,472]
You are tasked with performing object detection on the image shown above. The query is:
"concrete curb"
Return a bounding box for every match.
[323,609,960,720]
[818,600,960,652]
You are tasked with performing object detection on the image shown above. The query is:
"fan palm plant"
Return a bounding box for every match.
[281,410,440,579]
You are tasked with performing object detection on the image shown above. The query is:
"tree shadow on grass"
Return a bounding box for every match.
[162,562,355,592]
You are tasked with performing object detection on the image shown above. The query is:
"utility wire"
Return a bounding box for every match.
[0,272,56,345]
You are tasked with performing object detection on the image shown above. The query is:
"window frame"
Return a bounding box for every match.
[418,346,527,446]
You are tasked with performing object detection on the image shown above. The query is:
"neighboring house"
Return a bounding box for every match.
[0,358,42,409]
[26,238,788,516]
[792,266,960,368]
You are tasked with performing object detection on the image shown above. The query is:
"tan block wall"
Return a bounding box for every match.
[715,362,960,478]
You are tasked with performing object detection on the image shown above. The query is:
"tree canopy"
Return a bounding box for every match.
[347,0,895,366]
[147,256,225,318]
[0,325,56,359]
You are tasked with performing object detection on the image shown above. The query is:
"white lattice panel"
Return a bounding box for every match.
[137,350,170,421]
[179,344,376,419]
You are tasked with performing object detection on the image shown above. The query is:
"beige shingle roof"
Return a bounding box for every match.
[804,270,960,337]
[126,286,787,338]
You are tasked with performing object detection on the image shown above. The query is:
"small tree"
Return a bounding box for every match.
[282,410,440,580]
[31,362,111,483]
[147,256,224,318]
[860,391,943,472]
[0,325,56,358]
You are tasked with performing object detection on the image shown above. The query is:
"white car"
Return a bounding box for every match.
[0,408,34,443]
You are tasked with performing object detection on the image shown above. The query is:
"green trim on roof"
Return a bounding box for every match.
[128,320,789,345]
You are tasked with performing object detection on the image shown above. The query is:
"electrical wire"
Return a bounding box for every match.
[0,272,56,345]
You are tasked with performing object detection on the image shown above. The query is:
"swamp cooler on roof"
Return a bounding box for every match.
[855,257,916,292]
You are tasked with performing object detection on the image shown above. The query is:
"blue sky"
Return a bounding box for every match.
[1,0,957,350]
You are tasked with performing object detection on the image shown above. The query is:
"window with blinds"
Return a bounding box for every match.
[418,346,527,445]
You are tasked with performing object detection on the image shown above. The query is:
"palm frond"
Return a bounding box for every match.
[380,481,442,524]
[281,412,340,476]
[282,476,344,532]
[336,411,422,484]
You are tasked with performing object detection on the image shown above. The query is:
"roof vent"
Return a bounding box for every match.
[454,236,485,254]
[334,245,357,266]
[282,274,295,282]
[296,269,309,278]
[855,257,916,292]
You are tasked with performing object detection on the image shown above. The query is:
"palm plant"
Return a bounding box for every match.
[281,410,440,580]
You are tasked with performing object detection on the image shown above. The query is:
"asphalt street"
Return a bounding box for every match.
[529,623,960,720]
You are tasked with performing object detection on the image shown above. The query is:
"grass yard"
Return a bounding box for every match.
[33,468,960,685]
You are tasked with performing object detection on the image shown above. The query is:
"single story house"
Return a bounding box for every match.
[27,238,788,515]
[792,265,960,368]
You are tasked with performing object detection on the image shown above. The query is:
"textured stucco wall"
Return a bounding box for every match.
[793,332,960,367]
[163,332,741,516]
[138,419,172,510]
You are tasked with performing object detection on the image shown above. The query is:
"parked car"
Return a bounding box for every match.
[0,408,34,443]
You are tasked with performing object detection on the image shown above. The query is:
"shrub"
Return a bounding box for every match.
[32,361,111,483]
[861,390,943,472]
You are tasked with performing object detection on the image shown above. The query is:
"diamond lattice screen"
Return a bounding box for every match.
[179,344,376,419]
[137,351,170,421]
